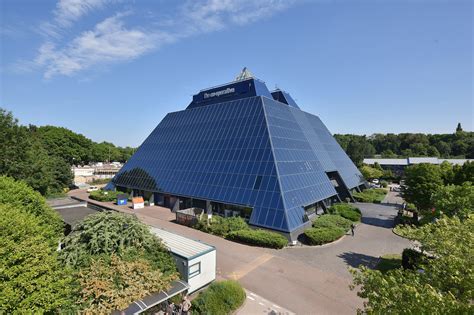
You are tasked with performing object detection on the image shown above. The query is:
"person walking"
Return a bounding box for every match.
[351,223,355,237]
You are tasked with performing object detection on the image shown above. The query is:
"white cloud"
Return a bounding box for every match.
[32,0,295,78]
[36,14,169,78]
[54,0,110,27]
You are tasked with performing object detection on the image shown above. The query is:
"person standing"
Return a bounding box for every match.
[351,223,355,237]
[181,295,191,315]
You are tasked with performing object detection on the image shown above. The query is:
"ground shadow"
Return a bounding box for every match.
[361,216,395,228]
[338,252,379,269]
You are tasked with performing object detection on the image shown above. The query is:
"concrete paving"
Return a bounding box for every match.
[68,190,411,314]
[240,290,294,315]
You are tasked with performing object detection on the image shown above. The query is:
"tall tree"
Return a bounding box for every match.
[403,164,444,211]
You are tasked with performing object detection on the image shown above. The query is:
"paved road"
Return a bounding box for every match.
[69,190,411,314]
[240,290,294,315]
[383,185,404,205]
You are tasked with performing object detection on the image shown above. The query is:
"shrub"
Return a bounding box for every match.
[192,280,246,315]
[304,227,345,245]
[227,229,288,249]
[353,188,387,203]
[89,189,120,202]
[194,215,249,237]
[328,204,362,222]
[380,180,388,188]
[312,214,352,230]
[401,248,427,270]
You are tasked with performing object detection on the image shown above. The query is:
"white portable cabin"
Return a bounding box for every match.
[150,227,216,294]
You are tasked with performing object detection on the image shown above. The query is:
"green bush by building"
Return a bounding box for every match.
[327,204,362,222]
[192,280,246,315]
[304,227,346,245]
[312,214,353,230]
[227,229,288,249]
[89,189,120,202]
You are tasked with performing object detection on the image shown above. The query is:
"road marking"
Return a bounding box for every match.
[230,253,274,280]
[250,292,257,296]
[258,302,265,306]
[272,304,281,309]
[247,296,255,301]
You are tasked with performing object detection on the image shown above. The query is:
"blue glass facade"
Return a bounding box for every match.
[110,76,365,234]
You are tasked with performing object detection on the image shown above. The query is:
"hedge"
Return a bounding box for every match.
[194,216,249,238]
[89,190,120,202]
[227,229,288,249]
[328,204,362,222]
[192,280,246,315]
[312,214,352,231]
[304,227,345,245]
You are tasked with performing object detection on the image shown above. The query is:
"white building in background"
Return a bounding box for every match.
[72,162,123,185]
[363,157,473,175]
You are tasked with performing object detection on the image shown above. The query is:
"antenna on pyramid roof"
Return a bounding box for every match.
[235,67,253,81]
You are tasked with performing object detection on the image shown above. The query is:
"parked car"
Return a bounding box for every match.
[371,179,380,184]
[87,186,99,192]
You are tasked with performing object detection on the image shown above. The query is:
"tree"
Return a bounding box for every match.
[0,176,64,240]
[77,254,176,313]
[453,161,474,185]
[0,204,77,313]
[456,122,463,132]
[360,165,383,180]
[403,164,443,211]
[351,216,473,314]
[432,182,473,220]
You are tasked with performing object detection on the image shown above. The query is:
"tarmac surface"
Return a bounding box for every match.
[68,189,411,314]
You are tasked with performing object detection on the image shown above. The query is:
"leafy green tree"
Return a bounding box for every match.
[0,205,77,313]
[0,109,31,181]
[0,176,64,240]
[381,149,397,158]
[453,161,474,185]
[432,182,473,220]
[360,165,383,180]
[351,216,473,314]
[35,126,93,165]
[403,164,443,211]
[435,141,451,157]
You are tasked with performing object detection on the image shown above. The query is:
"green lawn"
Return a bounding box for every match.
[353,188,387,203]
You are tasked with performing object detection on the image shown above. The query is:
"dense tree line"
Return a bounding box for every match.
[335,125,474,165]
[0,108,135,195]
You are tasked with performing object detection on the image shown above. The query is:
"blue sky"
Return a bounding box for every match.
[1,0,472,147]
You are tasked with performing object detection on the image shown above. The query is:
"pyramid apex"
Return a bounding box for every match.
[235,67,253,81]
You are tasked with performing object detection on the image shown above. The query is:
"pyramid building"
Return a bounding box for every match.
[109,70,366,239]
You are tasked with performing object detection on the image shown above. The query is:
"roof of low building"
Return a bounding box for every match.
[150,227,215,259]
[55,206,98,226]
[364,157,473,166]
[363,158,408,165]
